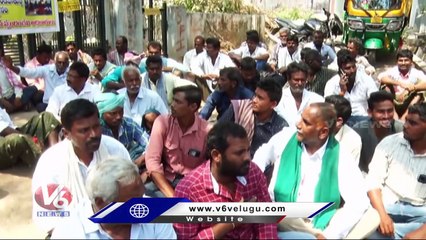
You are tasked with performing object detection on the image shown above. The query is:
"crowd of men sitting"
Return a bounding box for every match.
[0,28,425,239]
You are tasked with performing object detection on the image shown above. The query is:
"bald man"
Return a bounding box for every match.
[253,103,377,239]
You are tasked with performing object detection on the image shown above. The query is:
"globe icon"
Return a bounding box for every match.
[129,204,150,218]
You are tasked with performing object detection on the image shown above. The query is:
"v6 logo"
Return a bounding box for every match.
[34,184,73,210]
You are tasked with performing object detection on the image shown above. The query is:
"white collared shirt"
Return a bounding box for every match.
[183,48,206,69]
[324,69,378,116]
[335,124,362,166]
[32,135,131,232]
[275,88,324,128]
[229,45,269,59]
[190,51,236,77]
[117,87,168,126]
[46,82,101,120]
[378,66,426,94]
[51,199,177,239]
[253,127,369,239]
[18,64,69,103]
[276,47,301,69]
[0,107,16,132]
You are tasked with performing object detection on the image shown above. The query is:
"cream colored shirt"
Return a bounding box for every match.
[335,124,362,166]
[366,133,426,206]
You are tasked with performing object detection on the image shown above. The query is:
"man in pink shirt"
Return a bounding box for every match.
[145,85,209,197]
[24,44,54,104]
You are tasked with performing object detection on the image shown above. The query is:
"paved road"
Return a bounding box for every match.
[0,56,404,238]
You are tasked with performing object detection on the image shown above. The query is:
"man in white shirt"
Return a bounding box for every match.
[32,99,131,234]
[183,35,205,70]
[229,31,269,70]
[269,34,301,72]
[275,62,324,128]
[305,30,336,67]
[268,28,290,72]
[51,157,176,239]
[378,49,426,119]
[191,37,236,93]
[366,103,426,239]
[325,95,362,165]
[253,103,375,239]
[118,65,168,126]
[141,55,196,107]
[2,51,70,112]
[324,49,378,126]
[46,61,101,121]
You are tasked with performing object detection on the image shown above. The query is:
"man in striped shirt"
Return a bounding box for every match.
[367,102,426,239]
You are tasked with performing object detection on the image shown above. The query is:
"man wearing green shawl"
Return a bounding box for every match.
[95,92,148,169]
[253,103,372,239]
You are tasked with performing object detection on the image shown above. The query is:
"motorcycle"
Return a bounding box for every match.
[272,8,343,44]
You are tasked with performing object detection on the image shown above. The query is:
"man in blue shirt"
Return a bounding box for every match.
[199,67,253,120]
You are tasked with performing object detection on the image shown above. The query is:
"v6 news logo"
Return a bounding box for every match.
[34,184,73,210]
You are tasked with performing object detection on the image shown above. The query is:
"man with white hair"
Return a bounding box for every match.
[2,51,70,112]
[51,157,176,239]
[32,99,131,235]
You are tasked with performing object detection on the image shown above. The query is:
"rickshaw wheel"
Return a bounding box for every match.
[367,50,377,65]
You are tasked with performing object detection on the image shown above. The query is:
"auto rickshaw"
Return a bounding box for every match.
[343,0,412,62]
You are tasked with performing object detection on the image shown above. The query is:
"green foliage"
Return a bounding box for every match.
[167,0,255,13]
[275,7,314,20]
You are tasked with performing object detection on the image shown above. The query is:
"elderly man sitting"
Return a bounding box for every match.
[51,157,176,239]
[95,92,148,169]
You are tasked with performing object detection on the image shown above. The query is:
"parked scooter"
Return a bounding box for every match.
[272,8,343,44]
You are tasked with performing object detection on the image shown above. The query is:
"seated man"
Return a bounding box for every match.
[353,91,403,174]
[107,36,142,66]
[139,40,189,75]
[200,67,253,120]
[145,86,209,197]
[275,62,324,128]
[325,49,378,126]
[378,49,426,119]
[191,37,236,94]
[303,49,337,96]
[183,35,206,69]
[141,55,196,107]
[46,62,100,121]
[347,37,375,76]
[32,99,130,234]
[366,103,426,239]
[88,48,116,89]
[305,30,336,67]
[3,51,70,112]
[24,44,54,96]
[253,103,377,239]
[51,157,176,239]
[325,95,362,165]
[174,122,278,239]
[117,65,168,126]
[65,42,93,65]
[268,27,290,72]
[0,48,38,113]
[269,34,301,74]
[239,57,261,92]
[229,30,269,70]
[95,92,148,168]
[220,78,288,157]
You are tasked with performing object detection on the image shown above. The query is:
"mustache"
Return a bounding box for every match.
[87,137,101,144]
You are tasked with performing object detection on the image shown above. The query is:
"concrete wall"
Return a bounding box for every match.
[167,6,265,61]
[105,0,144,52]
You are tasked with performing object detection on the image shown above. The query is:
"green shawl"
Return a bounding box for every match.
[274,133,340,230]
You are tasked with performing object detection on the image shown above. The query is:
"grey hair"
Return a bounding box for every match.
[54,51,69,60]
[86,157,139,204]
[121,65,141,81]
[279,27,290,34]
